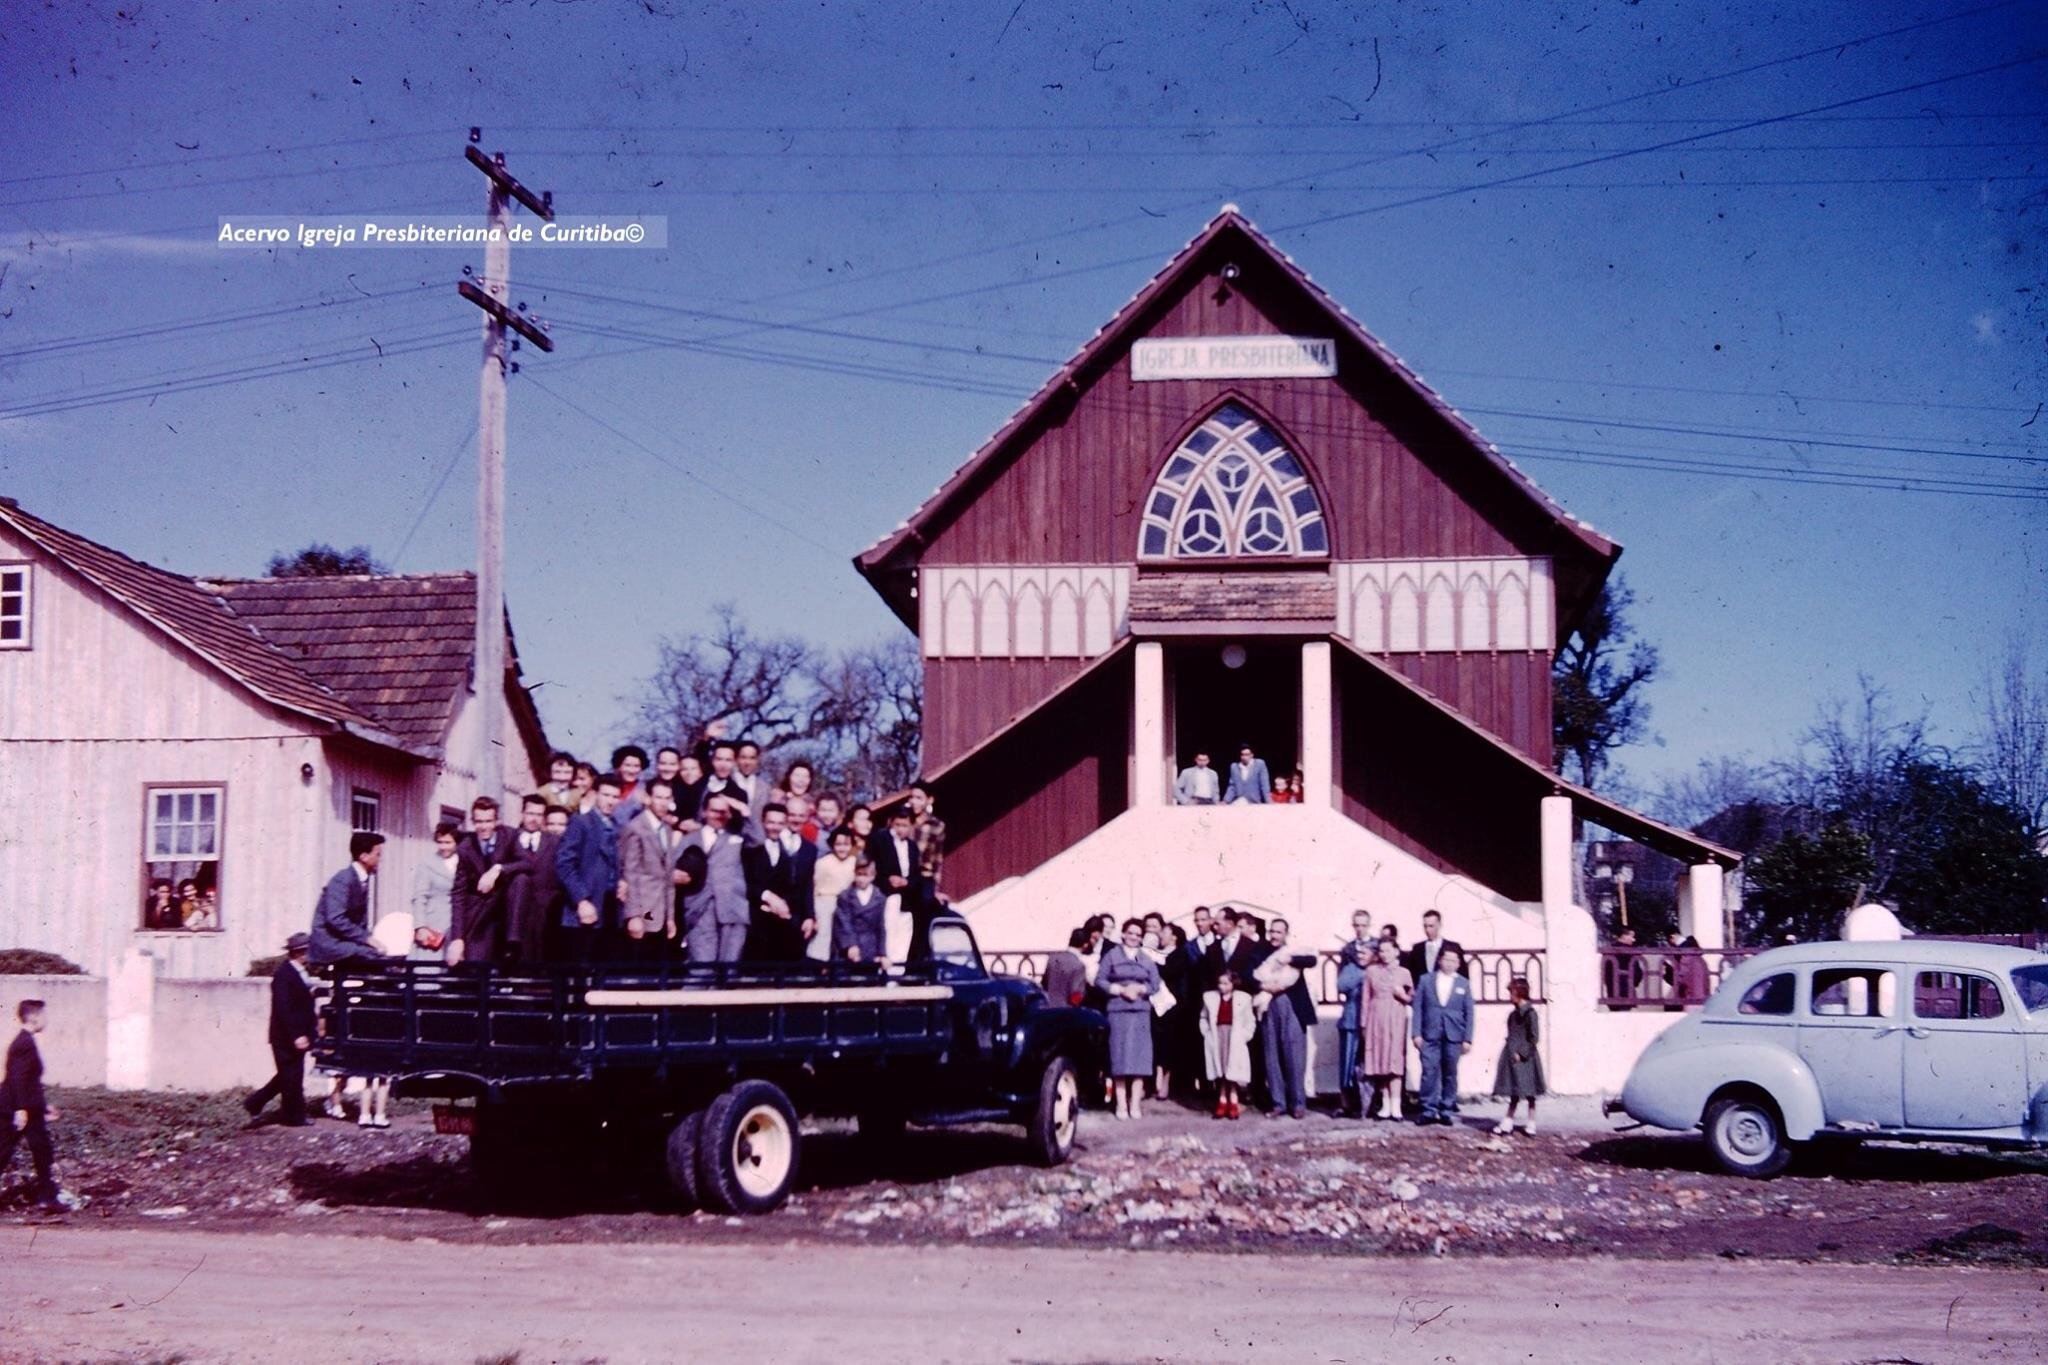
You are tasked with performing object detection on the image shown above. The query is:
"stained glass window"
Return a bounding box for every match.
[1138,406,1328,559]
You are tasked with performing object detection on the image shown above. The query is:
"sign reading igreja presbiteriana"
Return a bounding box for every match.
[1131,335,1337,381]
[215,216,667,249]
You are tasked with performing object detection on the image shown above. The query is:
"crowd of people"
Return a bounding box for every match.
[1040,906,1545,1132]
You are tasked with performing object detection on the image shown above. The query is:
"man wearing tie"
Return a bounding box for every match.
[1224,744,1272,804]
[1175,751,1222,805]
[618,778,684,954]
[502,794,566,963]
[682,795,751,963]
[743,801,816,961]
[1401,909,1466,982]
[554,774,624,964]
[450,797,524,965]
[867,808,926,963]
[1411,945,1476,1125]
[309,832,389,966]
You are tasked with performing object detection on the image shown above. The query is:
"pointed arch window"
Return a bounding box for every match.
[1139,403,1328,559]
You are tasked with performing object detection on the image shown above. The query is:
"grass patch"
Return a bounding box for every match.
[46,1086,252,1163]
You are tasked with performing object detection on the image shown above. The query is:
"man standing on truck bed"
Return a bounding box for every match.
[554,773,623,962]
[683,793,751,962]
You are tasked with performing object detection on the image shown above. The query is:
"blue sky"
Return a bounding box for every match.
[2,1,2042,794]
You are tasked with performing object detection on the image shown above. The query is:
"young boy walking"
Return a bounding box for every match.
[1,999,64,1211]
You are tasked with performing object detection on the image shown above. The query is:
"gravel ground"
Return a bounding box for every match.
[7,1086,2046,1265]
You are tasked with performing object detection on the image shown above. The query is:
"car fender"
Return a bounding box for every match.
[1622,1041,1826,1140]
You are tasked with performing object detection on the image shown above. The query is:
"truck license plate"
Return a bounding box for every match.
[432,1104,477,1136]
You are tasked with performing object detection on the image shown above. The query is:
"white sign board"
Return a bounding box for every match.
[1130,335,1337,381]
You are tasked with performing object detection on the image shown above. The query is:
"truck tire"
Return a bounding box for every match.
[696,1080,802,1215]
[665,1109,707,1208]
[1704,1091,1793,1179]
[1025,1055,1081,1167]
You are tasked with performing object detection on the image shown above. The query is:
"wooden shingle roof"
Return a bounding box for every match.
[1129,571,1336,628]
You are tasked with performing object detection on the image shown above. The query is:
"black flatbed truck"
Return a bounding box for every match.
[314,915,1105,1214]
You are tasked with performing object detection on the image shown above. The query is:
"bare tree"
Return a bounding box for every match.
[1652,755,1772,830]
[1776,676,1937,903]
[810,636,923,798]
[1552,576,1659,788]
[623,603,822,755]
[1975,637,2048,839]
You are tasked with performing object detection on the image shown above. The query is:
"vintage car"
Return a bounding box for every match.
[1612,940,2048,1177]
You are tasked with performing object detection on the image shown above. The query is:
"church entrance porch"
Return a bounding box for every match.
[1166,640,1300,797]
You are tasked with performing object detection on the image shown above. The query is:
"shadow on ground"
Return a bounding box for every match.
[1575,1132,2048,1183]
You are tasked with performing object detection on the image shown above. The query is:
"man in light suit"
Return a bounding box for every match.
[618,778,684,954]
[683,794,751,963]
[1175,751,1221,805]
[309,832,389,966]
[1224,744,1272,804]
[1401,909,1466,982]
[1411,945,1475,1125]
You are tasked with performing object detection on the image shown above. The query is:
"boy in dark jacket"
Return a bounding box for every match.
[244,933,318,1126]
[1,999,63,1210]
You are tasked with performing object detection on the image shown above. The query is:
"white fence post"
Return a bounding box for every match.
[105,948,157,1090]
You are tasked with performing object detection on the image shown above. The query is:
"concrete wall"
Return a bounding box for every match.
[0,975,109,1088]
[150,978,274,1091]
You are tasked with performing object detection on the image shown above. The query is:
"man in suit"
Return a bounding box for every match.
[1336,908,1377,1117]
[449,796,528,965]
[1411,945,1476,1125]
[683,794,751,963]
[1175,751,1221,805]
[1401,909,1466,982]
[698,740,756,833]
[830,858,888,966]
[309,832,389,966]
[1252,918,1318,1119]
[554,774,623,963]
[503,794,566,963]
[1,999,62,1210]
[618,778,685,955]
[1040,924,1094,1004]
[244,933,317,1126]
[1224,744,1272,804]
[743,801,816,961]
[1202,907,1262,992]
[867,807,928,962]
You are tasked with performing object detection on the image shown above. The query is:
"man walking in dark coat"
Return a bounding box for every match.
[309,832,390,966]
[1,999,62,1210]
[244,933,317,1126]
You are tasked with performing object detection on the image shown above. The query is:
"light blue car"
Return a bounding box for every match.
[1612,941,2048,1177]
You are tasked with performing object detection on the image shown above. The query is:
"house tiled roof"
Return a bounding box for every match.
[203,573,480,749]
[1129,571,1336,625]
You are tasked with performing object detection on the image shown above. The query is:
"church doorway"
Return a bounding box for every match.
[1168,641,1301,793]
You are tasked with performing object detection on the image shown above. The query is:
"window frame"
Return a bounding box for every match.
[1806,966,1897,1020]
[1910,969,2009,1023]
[139,782,228,933]
[0,560,30,650]
[1137,401,1330,563]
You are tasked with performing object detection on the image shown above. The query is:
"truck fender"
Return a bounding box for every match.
[1625,1043,1826,1140]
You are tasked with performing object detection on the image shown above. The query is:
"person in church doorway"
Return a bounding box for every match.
[1224,744,1271,804]
[1175,750,1221,805]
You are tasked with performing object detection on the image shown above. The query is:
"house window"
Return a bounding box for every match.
[1138,403,1328,560]
[352,790,382,916]
[142,786,224,931]
[0,563,28,648]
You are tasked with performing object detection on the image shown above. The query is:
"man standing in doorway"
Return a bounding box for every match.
[1224,744,1271,804]
[1175,751,1221,805]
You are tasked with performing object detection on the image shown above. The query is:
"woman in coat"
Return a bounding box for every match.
[1200,969,1255,1119]
[1153,924,1191,1100]
[1492,977,1546,1134]
[1097,918,1162,1120]
[1360,938,1414,1120]
[408,825,460,962]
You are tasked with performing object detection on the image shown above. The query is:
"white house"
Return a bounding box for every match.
[0,495,551,979]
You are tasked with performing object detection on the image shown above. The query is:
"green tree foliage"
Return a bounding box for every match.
[1739,824,1878,945]
[264,542,388,577]
[1553,577,1659,789]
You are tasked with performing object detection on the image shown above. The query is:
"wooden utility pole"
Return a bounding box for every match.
[459,129,553,805]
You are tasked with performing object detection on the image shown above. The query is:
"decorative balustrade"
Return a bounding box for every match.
[1598,946,1759,1010]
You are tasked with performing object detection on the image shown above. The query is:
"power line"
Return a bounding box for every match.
[392,421,479,569]
[0,155,448,211]
[0,283,441,363]
[0,128,457,188]
[1466,408,2044,462]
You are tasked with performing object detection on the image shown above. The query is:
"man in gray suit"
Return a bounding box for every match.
[618,778,684,952]
[309,832,389,966]
[1175,751,1221,805]
[682,794,750,962]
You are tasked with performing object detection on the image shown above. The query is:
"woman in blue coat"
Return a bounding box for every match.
[1097,918,1162,1120]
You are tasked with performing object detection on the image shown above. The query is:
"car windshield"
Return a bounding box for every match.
[2012,965,2048,1015]
[926,922,982,974]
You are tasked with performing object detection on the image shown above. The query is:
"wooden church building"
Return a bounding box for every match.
[857,208,1736,957]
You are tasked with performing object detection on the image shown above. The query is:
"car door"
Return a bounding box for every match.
[1795,965,1903,1128]
[1902,968,2027,1130]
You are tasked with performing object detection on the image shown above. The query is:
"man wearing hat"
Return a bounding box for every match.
[244,932,317,1126]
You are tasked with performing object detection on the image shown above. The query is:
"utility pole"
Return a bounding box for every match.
[459,128,553,805]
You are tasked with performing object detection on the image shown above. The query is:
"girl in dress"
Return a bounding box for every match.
[1492,977,1546,1134]
[1201,969,1254,1119]
[1360,938,1415,1121]
[1097,919,1161,1119]
[808,828,858,963]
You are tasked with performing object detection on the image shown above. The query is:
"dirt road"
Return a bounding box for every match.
[4,1226,2043,1363]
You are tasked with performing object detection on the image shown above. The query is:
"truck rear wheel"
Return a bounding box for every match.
[665,1108,707,1208]
[696,1080,801,1215]
[1025,1056,1080,1167]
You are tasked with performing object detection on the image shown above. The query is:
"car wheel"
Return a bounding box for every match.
[664,1108,707,1208]
[1026,1055,1081,1167]
[1704,1092,1792,1179]
[695,1080,801,1215]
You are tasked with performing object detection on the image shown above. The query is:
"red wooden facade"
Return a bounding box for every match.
[858,210,1627,901]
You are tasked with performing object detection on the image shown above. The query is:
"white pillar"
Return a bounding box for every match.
[1299,640,1334,808]
[1683,862,1726,950]
[1540,794,1574,912]
[1134,641,1167,807]
[105,948,157,1091]
[1538,792,1605,1094]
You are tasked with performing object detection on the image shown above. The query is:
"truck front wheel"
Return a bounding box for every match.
[1025,1056,1080,1167]
[696,1080,802,1215]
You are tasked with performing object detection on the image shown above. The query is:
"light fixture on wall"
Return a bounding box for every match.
[1220,644,1247,670]
[300,762,316,784]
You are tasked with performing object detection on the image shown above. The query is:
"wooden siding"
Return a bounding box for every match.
[1377,652,1554,768]
[932,652,1132,900]
[1335,648,1548,902]
[917,243,1570,570]
[923,655,1090,773]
